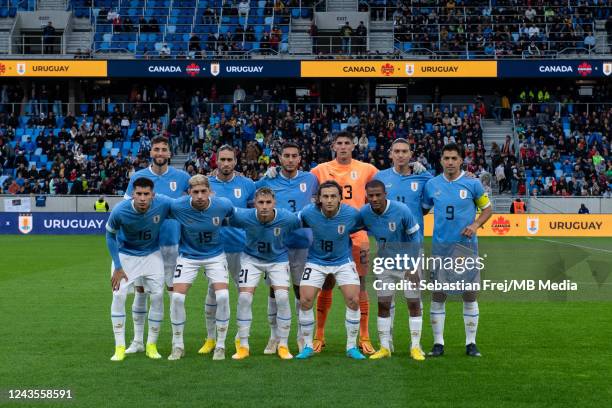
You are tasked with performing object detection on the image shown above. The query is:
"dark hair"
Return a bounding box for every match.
[151,136,170,146]
[281,141,301,153]
[133,177,154,190]
[333,131,353,143]
[218,144,235,155]
[365,179,386,192]
[317,180,343,205]
[441,143,464,158]
[391,137,410,147]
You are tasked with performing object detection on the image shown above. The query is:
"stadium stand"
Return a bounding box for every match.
[2,82,609,197]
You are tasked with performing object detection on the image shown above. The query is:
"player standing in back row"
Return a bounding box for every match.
[310,132,378,354]
[123,136,190,355]
[199,145,256,355]
[256,142,318,353]
[422,143,492,358]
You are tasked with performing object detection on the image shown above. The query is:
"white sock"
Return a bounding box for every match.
[205,285,217,340]
[431,301,446,345]
[463,301,479,345]
[236,292,253,349]
[274,289,291,347]
[295,297,302,341]
[147,292,164,345]
[170,293,186,348]
[111,292,127,347]
[132,291,147,344]
[298,306,314,348]
[215,289,230,348]
[345,307,360,350]
[409,315,423,349]
[389,300,395,341]
[267,294,278,340]
[377,316,391,350]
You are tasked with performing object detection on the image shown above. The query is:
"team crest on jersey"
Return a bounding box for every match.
[388,222,396,232]
[274,227,281,236]
[411,182,419,192]
[234,188,242,198]
[18,214,33,234]
[527,217,539,235]
[459,189,468,199]
[169,181,177,192]
[153,215,161,224]
[434,190,442,198]
[338,224,346,234]
[300,182,307,192]
[212,217,220,226]
[350,171,358,180]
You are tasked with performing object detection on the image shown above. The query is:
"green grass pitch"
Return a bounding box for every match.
[1,235,611,407]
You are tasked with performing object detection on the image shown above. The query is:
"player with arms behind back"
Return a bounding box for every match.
[309,132,378,354]
[360,180,424,361]
[167,175,234,361]
[200,145,256,355]
[229,188,301,360]
[256,142,318,353]
[123,136,190,355]
[106,177,172,361]
[296,181,366,360]
[373,138,431,350]
[422,143,492,358]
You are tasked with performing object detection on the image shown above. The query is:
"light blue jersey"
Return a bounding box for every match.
[209,174,256,253]
[422,171,490,244]
[374,167,432,236]
[229,208,301,263]
[299,204,364,266]
[106,195,173,256]
[360,200,421,258]
[125,166,190,247]
[255,170,318,249]
[169,196,234,260]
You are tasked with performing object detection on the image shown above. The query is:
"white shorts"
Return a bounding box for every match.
[161,244,179,288]
[226,252,241,287]
[375,269,422,299]
[111,251,164,296]
[173,253,229,285]
[288,248,309,285]
[300,261,359,289]
[239,253,290,288]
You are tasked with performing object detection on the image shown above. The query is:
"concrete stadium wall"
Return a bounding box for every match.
[527,197,612,214]
[0,195,124,212]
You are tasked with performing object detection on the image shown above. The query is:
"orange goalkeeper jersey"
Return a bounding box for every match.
[311,159,378,210]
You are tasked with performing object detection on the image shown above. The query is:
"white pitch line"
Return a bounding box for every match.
[525,237,612,255]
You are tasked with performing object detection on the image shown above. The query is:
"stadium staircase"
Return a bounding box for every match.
[289,17,312,55]
[37,0,67,10]
[368,19,393,54]
[326,0,356,11]
[65,15,93,54]
[595,19,610,54]
[482,119,513,154]
[171,152,189,169]
[0,17,14,54]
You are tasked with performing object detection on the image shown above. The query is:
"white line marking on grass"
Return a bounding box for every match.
[525,237,612,254]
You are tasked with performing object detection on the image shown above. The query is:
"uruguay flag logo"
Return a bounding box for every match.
[338,224,345,234]
[300,183,307,192]
[169,181,177,191]
[459,189,468,199]
[234,188,242,198]
[411,182,419,192]
[18,214,33,234]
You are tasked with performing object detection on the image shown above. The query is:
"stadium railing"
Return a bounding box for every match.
[1,101,170,121]
[10,34,64,55]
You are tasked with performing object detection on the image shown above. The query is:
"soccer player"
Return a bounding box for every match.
[199,145,256,354]
[167,175,234,361]
[310,132,378,354]
[229,187,301,360]
[422,143,492,357]
[255,142,318,353]
[123,136,190,355]
[296,181,366,360]
[106,177,172,361]
[373,138,431,350]
[359,180,424,361]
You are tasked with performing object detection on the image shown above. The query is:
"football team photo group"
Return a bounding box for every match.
[107,132,492,363]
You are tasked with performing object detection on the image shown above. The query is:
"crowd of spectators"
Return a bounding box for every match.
[389,0,606,57]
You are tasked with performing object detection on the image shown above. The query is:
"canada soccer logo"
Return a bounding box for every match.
[0,63,5,75]
[577,62,592,77]
[186,63,201,77]
[491,216,511,235]
[381,63,395,76]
